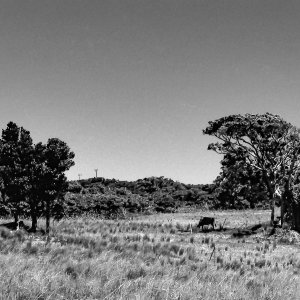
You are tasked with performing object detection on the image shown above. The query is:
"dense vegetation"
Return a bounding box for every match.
[63,112,300,228]
[0,119,271,227]
[1,115,300,299]
[2,113,300,232]
[64,175,269,218]
[65,176,216,217]
[0,122,75,232]
[204,113,300,230]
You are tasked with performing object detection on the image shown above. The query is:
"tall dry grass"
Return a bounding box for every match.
[0,210,299,299]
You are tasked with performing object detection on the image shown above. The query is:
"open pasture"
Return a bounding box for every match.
[0,209,299,300]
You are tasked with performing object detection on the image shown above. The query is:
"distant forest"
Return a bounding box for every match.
[64,175,270,218]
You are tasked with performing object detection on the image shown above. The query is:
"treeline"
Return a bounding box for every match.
[64,175,270,218]
[0,122,75,232]
[2,115,286,226]
[0,119,270,225]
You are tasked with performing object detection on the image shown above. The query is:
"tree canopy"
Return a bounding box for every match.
[0,121,75,232]
[204,113,300,229]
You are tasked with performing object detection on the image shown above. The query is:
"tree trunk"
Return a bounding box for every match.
[281,196,285,227]
[262,174,275,224]
[31,212,37,232]
[271,199,275,224]
[14,214,18,224]
[292,202,300,232]
[46,199,50,234]
[230,193,235,209]
[281,180,294,227]
[281,182,290,226]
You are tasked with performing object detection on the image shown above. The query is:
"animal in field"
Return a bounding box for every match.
[197,217,215,231]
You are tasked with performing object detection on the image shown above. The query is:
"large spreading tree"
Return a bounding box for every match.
[204,113,300,230]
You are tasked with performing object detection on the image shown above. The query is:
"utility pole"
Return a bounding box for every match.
[78,173,82,181]
[94,169,98,178]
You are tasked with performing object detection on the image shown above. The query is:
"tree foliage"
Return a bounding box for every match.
[204,113,300,229]
[0,122,75,232]
[0,122,34,222]
[214,153,268,209]
[65,176,218,217]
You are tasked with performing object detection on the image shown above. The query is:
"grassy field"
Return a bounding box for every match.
[0,209,299,300]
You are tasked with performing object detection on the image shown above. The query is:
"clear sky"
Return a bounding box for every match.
[1,0,300,184]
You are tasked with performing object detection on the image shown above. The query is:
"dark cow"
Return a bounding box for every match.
[197,217,215,231]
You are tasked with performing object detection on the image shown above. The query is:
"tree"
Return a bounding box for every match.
[203,113,300,229]
[27,142,48,231]
[0,122,75,232]
[37,138,75,233]
[0,122,33,223]
[28,138,75,232]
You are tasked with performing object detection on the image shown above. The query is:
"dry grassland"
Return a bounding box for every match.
[0,209,299,300]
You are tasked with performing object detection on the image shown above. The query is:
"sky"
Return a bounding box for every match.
[1,0,300,184]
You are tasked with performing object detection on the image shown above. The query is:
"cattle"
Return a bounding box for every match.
[197,217,215,230]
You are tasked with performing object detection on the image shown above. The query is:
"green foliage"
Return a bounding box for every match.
[65,170,278,217]
[64,176,219,217]
[0,121,75,231]
[204,113,300,228]
[213,154,269,209]
[0,122,34,221]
